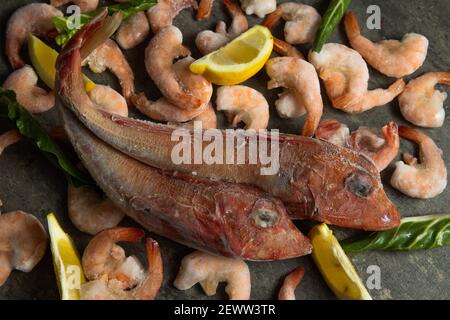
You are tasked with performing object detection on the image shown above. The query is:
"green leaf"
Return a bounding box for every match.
[341,214,450,253]
[0,87,95,186]
[313,0,352,52]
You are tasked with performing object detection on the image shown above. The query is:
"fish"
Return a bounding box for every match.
[60,103,312,261]
[56,11,400,231]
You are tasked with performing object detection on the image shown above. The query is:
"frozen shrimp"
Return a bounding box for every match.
[146,27,213,110]
[68,184,125,235]
[50,0,99,12]
[174,251,251,300]
[278,267,305,300]
[197,0,214,20]
[266,57,323,137]
[263,2,321,44]
[3,65,55,113]
[169,103,217,129]
[88,85,128,117]
[399,72,450,128]
[196,0,248,55]
[344,12,428,78]
[6,3,62,69]
[240,0,276,18]
[115,12,150,50]
[147,0,198,34]
[308,43,405,113]
[315,119,350,147]
[391,127,447,199]
[81,234,163,300]
[83,39,135,102]
[0,130,21,156]
[0,211,47,287]
[216,85,269,130]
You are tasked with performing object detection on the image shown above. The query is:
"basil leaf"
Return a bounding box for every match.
[0,87,94,186]
[313,0,352,52]
[341,214,450,253]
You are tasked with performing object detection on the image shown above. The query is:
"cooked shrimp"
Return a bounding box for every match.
[146,27,213,110]
[81,238,163,300]
[0,211,47,287]
[197,0,214,20]
[115,12,150,50]
[263,2,321,44]
[399,72,450,128]
[278,267,304,300]
[5,3,62,69]
[0,130,21,156]
[83,39,135,102]
[50,0,99,13]
[3,65,55,113]
[266,57,323,137]
[216,85,269,130]
[147,0,198,34]
[169,103,217,129]
[308,43,405,113]
[196,0,248,55]
[344,12,428,78]
[315,119,350,147]
[272,37,304,59]
[173,251,251,300]
[240,0,276,18]
[68,184,125,235]
[391,127,447,199]
[275,90,306,119]
[88,85,128,117]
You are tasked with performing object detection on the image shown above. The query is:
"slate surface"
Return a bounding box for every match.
[0,0,449,300]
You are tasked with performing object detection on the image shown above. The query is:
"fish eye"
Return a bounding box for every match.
[251,209,279,228]
[345,171,374,198]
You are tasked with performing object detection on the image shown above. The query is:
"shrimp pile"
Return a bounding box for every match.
[309,43,405,113]
[50,0,99,13]
[399,72,450,128]
[391,127,447,199]
[174,251,251,300]
[81,228,163,300]
[147,0,198,34]
[196,0,248,55]
[240,0,276,18]
[0,130,21,156]
[116,12,150,50]
[216,85,269,130]
[344,12,428,78]
[264,2,321,45]
[0,211,47,287]
[3,65,55,114]
[278,267,305,300]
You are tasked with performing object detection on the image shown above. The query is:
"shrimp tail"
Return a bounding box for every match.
[278,267,304,300]
[344,12,361,41]
[134,238,163,300]
[273,38,304,59]
[382,122,399,147]
[262,8,282,29]
[332,93,359,109]
[223,0,242,17]
[398,126,428,144]
[196,0,213,20]
[109,227,145,242]
[436,72,450,86]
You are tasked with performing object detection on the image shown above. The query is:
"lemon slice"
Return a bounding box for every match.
[28,34,95,92]
[47,213,86,300]
[190,25,273,85]
[309,223,372,300]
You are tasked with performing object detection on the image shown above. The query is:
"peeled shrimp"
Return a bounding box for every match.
[0,211,47,287]
[68,184,125,235]
[0,130,21,156]
[145,26,213,110]
[88,85,128,117]
[399,72,450,128]
[266,57,323,137]
[50,0,98,13]
[240,0,276,18]
[6,3,62,69]
[278,267,304,300]
[216,85,269,130]
[115,12,150,50]
[3,65,55,114]
[391,127,447,199]
[308,43,405,113]
[83,39,135,102]
[196,0,248,55]
[81,228,163,300]
[173,251,251,300]
[344,12,428,78]
[263,2,321,45]
[197,0,214,20]
[147,0,198,34]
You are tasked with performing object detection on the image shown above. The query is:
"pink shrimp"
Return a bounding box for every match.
[115,12,150,50]
[197,0,214,20]
[147,0,198,34]
[278,267,305,300]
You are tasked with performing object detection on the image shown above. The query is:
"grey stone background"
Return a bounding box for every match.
[0,0,449,299]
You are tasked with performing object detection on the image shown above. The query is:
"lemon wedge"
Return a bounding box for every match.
[190,25,273,85]
[309,223,372,300]
[28,34,95,91]
[47,213,86,300]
